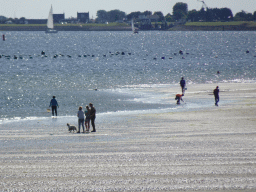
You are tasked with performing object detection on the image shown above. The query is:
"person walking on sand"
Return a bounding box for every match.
[49,96,59,116]
[84,105,90,132]
[180,77,186,95]
[175,94,184,105]
[77,106,85,133]
[89,103,96,132]
[213,86,219,106]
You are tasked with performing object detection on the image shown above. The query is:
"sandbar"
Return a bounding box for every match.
[0,83,256,191]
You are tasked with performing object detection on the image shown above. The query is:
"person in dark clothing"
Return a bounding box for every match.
[84,105,91,132]
[49,96,59,116]
[89,103,96,132]
[180,77,186,95]
[175,94,184,105]
[213,86,219,106]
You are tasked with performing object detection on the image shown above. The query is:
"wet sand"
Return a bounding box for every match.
[0,83,256,191]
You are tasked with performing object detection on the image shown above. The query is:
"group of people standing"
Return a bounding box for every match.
[49,78,220,133]
[49,96,96,133]
[175,77,220,106]
[77,103,96,133]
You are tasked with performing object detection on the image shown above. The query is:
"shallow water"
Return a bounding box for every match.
[0,96,255,191]
[0,31,255,121]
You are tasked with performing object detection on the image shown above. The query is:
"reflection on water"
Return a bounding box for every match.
[0,31,255,120]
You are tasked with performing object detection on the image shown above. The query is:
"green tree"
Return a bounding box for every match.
[173,2,188,20]
[234,10,247,21]
[205,8,214,21]
[198,7,206,21]
[19,17,26,24]
[219,8,233,21]
[0,16,7,24]
[153,11,164,21]
[246,13,253,21]
[211,8,221,21]
[143,11,152,16]
[127,11,141,20]
[13,18,19,24]
[165,13,174,22]
[96,10,108,23]
[187,9,200,22]
[107,10,126,22]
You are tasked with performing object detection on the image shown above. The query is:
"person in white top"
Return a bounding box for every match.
[77,106,85,133]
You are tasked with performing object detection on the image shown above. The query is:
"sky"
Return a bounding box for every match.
[1,0,256,19]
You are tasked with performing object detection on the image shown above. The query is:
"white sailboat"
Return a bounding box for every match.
[45,5,58,33]
[132,19,138,34]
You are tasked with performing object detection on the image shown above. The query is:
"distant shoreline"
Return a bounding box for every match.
[0,25,132,32]
[0,23,256,31]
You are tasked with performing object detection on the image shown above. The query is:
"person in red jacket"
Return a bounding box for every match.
[175,94,184,105]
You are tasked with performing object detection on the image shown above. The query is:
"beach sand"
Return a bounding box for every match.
[0,83,256,191]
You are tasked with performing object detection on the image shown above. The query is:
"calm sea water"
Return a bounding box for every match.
[0,31,255,122]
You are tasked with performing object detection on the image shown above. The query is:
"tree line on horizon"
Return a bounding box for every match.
[0,2,256,24]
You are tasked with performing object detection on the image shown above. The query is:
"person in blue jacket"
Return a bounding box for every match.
[49,96,59,116]
[180,77,186,95]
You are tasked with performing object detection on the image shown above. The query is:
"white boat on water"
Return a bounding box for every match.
[45,5,58,33]
[132,19,138,34]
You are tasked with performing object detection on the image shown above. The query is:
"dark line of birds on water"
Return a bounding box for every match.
[0,50,187,60]
[0,50,255,60]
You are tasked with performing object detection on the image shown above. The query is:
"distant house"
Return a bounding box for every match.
[5,20,13,24]
[148,15,159,22]
[138,15,160,23]
[60,18,77,24]
[140,18,151,25]
[77,12,89,23]
[53,14,65,23]
[25,14,64,24]
[138,15,147,20]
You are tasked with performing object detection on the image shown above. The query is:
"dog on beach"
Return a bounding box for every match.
[67,123,77,132]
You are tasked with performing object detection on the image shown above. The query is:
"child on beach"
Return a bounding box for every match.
[84,105,90,132]
[77,106,85,133]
